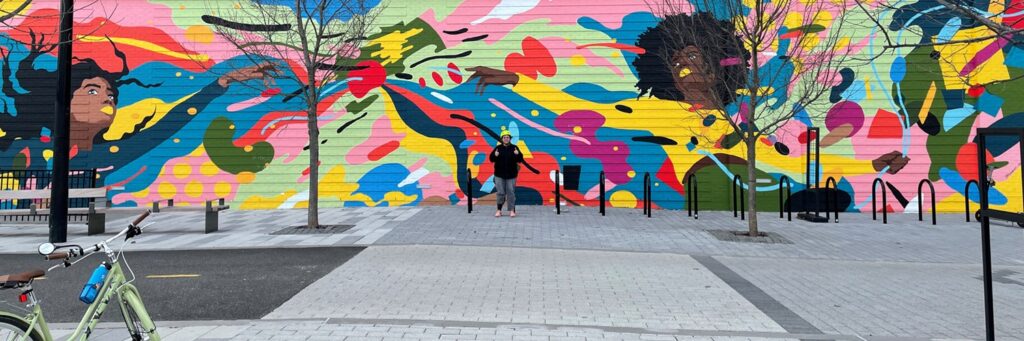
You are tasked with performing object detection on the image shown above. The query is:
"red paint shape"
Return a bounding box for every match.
[261,88,282,97]
[39,136,51,143]
[576,42,646,54]
[955,143,995,181]
[368,141,400,161]
[301,161,323,176]
[447,63,463,83]
[967,84,985,98]
[347,60,386,98]
[656,159,686,196]
[431,72,444,86]
[504,37,557,80]
[69,144,78,158]
[418,77,426,88]
[760,137,773,146]
[798,130,818,144]
[867,109,903,139]
[780,31,802,39]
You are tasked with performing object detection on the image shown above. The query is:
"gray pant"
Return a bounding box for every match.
[495,177,517,212]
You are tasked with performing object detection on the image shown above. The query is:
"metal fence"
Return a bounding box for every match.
[0,169,97,223]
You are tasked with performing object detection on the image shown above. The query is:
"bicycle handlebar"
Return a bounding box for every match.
[44,210,152,262]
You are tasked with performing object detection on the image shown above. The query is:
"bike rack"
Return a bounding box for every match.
[467,168,473,214]
[965,179,979,222]
[871,178,888,224]
[731,175,745,221]
[599,171,606,216]
[824,177,839,223]
[643,172,651,218]
[918,179,936,225]
[779,175,793,221]
[555,169,561,215]
[686,174,698,220]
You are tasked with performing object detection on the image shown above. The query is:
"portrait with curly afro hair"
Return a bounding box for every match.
[632,12,750,110]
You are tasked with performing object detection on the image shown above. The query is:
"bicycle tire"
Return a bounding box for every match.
[118,290,157,341]
[0,315,43,341]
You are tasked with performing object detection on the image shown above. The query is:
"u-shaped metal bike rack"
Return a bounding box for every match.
[642,172,651,218]
[686,174,699,220]
[467,168,473,214]
[731,175,745,221]
[555,169,561,215]
[965,179,979,222]
[871,178,888,224]
[918,179,936,225]
[779,175,792,221]
[599,171,606,216]
[824,177,839,223]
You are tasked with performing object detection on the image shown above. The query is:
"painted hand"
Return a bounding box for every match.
[466,66,520,95]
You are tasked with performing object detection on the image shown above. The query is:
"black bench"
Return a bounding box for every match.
[150,199,230,233]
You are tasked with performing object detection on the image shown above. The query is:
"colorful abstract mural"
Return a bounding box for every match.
[0,0,1021,214]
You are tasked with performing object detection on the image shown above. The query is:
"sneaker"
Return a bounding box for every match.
[510,211,517,218]
[495,211,502,217]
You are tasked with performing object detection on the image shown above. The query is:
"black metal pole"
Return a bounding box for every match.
[977,134,994,341]
[645,173,651,218]
[49,0,74,243]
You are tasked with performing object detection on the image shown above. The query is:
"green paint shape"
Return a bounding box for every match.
[356,18,446,75]
[204,117,274,174]
[345,94,379,114]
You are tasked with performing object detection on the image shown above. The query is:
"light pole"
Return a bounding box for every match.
[49,0,73,243]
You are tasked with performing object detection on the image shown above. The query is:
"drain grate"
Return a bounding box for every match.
[270,224,355,235]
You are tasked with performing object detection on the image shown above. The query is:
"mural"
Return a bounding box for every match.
[0,0,1021,214]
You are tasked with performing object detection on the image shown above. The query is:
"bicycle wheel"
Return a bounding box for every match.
[0,315,43,341]
[118,289,157,341]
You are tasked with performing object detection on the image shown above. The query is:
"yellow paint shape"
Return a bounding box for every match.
[145,274,200,279]
[43,149,53,161]
[214,182,232,198]
[610,191,637,208]
[172,163,192,179]
[104,95,194,141]
[627,170,636,178]
[132,187,150,199]
[200,161,220,176]
[0,128,5,138]
[240,190,296,209]
[934,26,1011,89]
[530,109,540,117]
[919,82,937,123]
[367,28,423,66]
[573,126,582,134]
[158,182,177,199]
[185,25,214,44]
[678,68,691,79]
[76,35,209,63]
[100,106,114,115]
[187,107,198,115]
[237,171,256,184]
[515,140,534,159]
[185,180,203,198]
[0,0,30,16]
[570,55,586,66]
[109,145,119,153]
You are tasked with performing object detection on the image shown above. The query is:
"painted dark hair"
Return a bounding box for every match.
[632,12,749,104]
[0,34,160,150]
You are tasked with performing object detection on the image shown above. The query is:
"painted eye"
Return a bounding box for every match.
[688,54,698,60]
[674,62,681,68]
[88,89,98,95]
[108,95,115,101]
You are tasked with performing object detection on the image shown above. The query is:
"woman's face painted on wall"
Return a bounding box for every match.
[671,46,716,97]
[70,77,116,126]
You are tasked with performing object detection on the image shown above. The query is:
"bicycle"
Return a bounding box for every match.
[0,210,159,340]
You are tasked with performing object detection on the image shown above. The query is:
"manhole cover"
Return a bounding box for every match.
[270,224,355,235]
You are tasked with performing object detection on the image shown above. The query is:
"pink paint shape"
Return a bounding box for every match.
[576,42,646,54]
[719,57,741,66]
[489,98,591,145]
[346,116,405,165]
[961,36,1010,76]
[227,95,272,112]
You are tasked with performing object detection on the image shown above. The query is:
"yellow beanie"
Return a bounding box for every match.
[500,127,512,138]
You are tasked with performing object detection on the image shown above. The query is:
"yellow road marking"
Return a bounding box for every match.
[145,274,200,279]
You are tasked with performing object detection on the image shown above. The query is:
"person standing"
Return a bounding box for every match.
[490,127,524,217]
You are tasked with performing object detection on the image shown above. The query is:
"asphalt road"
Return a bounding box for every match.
[0,247,364,323]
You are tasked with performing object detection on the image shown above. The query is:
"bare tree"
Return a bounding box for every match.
[642,0,852,235]
[203,0,381,228]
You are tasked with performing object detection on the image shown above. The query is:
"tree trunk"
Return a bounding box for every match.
[307,105,320,229]
[746,136,759,236]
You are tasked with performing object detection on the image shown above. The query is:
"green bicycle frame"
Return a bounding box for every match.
[4,261,159,341]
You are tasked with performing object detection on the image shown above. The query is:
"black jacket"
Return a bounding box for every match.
[489,143,524,179]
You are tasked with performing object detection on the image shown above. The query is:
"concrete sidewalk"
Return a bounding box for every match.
[2,206,1023,340]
